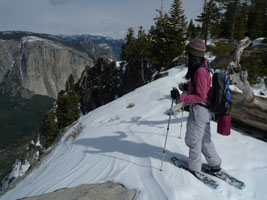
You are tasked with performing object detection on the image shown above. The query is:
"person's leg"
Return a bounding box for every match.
[202,123,222,168]
[185,105,207,172]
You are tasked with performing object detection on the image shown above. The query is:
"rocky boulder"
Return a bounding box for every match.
[19,181,136,200]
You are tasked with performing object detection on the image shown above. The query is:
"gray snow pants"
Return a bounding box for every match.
[185,104,222,172]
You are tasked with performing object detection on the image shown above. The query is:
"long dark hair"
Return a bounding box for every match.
[185,54,205,80]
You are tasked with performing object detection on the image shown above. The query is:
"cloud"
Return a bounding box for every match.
[49,0,70,6]
[0,0,202,39]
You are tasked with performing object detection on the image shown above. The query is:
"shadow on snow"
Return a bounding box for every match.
[73,131,187,170]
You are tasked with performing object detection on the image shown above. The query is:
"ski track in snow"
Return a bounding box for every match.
[1,65,267,200]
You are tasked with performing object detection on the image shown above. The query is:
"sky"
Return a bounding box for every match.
[0,0,202,39]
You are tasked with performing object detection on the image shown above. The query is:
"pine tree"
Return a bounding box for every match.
[121,27,152,87]
[55,75,80,129]
[217,0,239,42]
[150,0,187,71]
[187,19,197,39]
[167,0,187,60]
[44,110,58,147]
[121,28,136,62]
[247,0,266,39]
[264,0,267,38]
[196,0,221,43]
[65,74,75,93]
[65,74,79,124]
[196,0,208,43]
[195,24,202,37]
[56,90,68,129]
[150,11,171,71]
[215,0,247,42]
[135,26,151,83]
[43,74,80,147]
[234,4,248,40]
[69,91,80,123]
[264,5,267,39]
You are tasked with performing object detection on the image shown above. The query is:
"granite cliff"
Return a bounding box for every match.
[0,35,93,99]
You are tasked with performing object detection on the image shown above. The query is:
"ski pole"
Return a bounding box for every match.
[160,99,174,171]
[178,103,185,139]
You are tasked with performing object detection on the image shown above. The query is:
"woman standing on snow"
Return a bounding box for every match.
[171,38,222,178]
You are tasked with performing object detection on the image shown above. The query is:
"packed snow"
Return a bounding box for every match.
[230,80,267,98]
[21,36,62,49]
[21,36,44,44]
[252,78,267,97]
[251,38,266,47]
[98,43,111,49]
[2,160,30,191]
[1,65,267,200]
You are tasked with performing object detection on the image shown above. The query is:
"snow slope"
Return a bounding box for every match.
[1,65,267,200]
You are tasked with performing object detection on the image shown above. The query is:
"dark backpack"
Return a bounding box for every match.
[200,65,232,115]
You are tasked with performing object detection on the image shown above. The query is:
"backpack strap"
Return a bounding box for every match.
[200,64,214,74]
[191,64,213,91]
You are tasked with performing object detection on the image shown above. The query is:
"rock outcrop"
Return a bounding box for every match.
[20,181,136,200]
[0,36,93,99]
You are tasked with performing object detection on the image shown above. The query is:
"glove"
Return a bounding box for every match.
[170,88,180,103]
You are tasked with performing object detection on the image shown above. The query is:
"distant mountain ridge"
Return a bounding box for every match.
[0,31,123,61]
[58,34,123,61]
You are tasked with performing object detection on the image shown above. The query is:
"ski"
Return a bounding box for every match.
[202,164,245,190]
[171,157,220,190]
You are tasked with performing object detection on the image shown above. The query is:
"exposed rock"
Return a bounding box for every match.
[0,36,93,99]
[0,40,19,83]
[152,71,169,81]
[19,181,136,200]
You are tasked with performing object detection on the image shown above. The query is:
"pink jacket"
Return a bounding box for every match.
[180,64,211,104]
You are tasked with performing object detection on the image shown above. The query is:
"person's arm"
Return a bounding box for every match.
[180,68,210,103]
